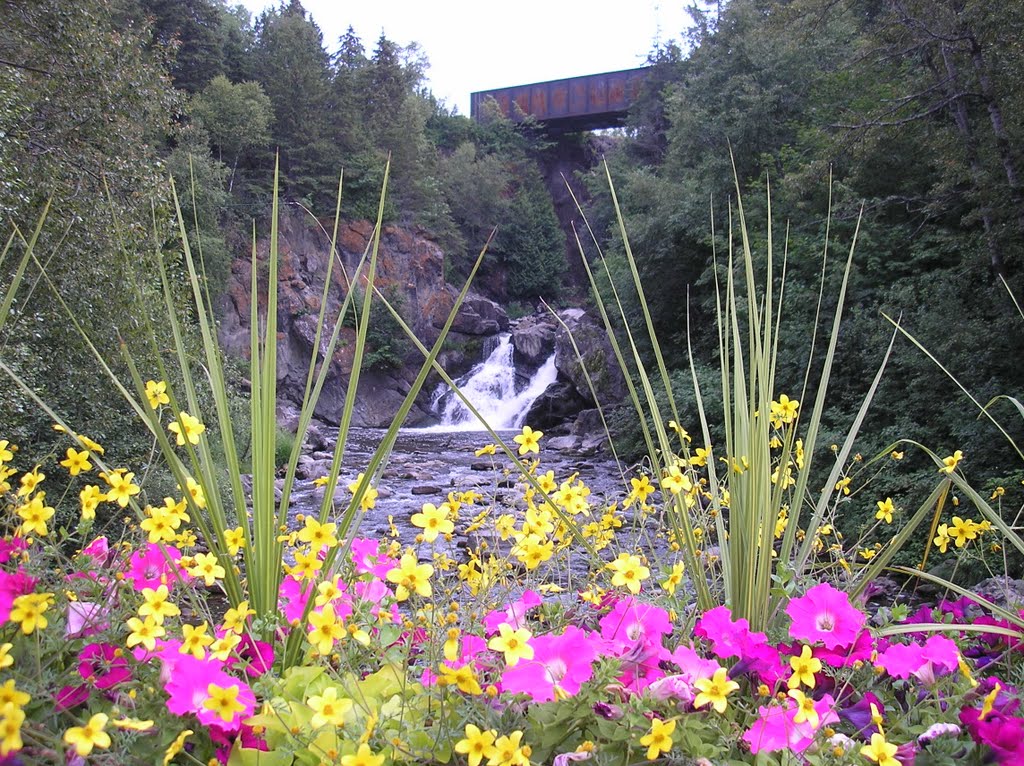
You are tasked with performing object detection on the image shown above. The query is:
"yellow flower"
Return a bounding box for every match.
[308,687,353,728]
[0,680,30,709]
[163,729,193,765]
[438,662,483,695]
[222,601,254,635]
[607,552,650,595]
[939,450,963,474]
[203,683,244,722]
[474,444,497,457]
[788,644,823,690]
[64,713,111,756]
[9,593,51,634]
[411,502,454,543]
[385,551,433,601]
[16,466,43,497]
[639,717,676,761]
[788,689,820,728]
[138,584,181,624]
[341,742,386,766]
[179,622,214,659]
[16,493,55,537]
[660,465,692,496]
[224,527,246,556]
[933,524,951,553]
[625,475,655,507]
[60,448,93,476]
[488,623,534,666]
[183,476,207,509]
[693,667,739,713]
[860,732,899,766]
[0,644,12,670]
[875,498,895,524]
[454,724,497,766]
[104,470,141,507]
[487,730,529,766]
[0,705,24,756]
[0,440,13,465]
[297,517,339,550]
[307,603,345,655]
[145,379,170,409]
[513,425,543,456]
[949,516,979,548]
[347,473,379,510]
[661,561,685,595]
[111,718,155,731]
[126,616,166,651]
[168,411,206,446]
[834,477,852,495]
[209,632,242,661]
[79,485,106,520]
[188,552,226,586]
[770,394,800,425]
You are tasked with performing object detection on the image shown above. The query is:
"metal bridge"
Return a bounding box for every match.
[470,67,650,132]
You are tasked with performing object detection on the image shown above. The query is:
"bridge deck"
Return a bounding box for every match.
[470,67,650,132]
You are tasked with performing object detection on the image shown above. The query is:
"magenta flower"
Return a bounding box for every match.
[877,635,959,683]
[695,605,783,684]
[812,629,875,667]
[0,537,27,564]
[742,693,838,754]
[960,708,1024,764]
[55,683,90,711]
[501,626,597,702]
[786,583,866,650]
[600,598,672,646]
[484,590,542,634]
[126,543,182,591]
[0,568,36,622]
[78,642,131,689]
[165,653,257,732]
[350,537,398,578]
[278,575,314,624]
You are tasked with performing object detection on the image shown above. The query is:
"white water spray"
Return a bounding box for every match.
[430,334,558,430]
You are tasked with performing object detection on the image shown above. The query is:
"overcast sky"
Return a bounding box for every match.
[238,1,691,115]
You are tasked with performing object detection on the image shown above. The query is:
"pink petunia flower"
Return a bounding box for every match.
[278,575,315,625]
[66,600,109,638]
[126,544,183,592]
[742,693,838,754]
[350,537,398,579]
[0,537,27,564]
[695,605,784,684]
[78,642,130,689]
[501,626,597,702]
[0,568,36,622]
[786,583,866,650]
[484,590,542,634]
[876,635,960,684]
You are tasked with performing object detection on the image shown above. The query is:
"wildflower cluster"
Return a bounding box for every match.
[0,424,1020,765]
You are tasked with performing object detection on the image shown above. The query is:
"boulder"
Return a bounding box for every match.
[522,381,590,430]
[511,314,558,370]
[554,309,627,407]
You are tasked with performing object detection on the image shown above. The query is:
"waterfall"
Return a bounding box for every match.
[430,333,558,430]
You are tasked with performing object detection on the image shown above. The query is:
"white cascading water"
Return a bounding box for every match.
[430,333,558,430]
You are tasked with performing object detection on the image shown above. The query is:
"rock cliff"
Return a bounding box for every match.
[218,210,508,428]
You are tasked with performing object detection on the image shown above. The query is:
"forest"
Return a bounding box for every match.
[2,0,1023,552]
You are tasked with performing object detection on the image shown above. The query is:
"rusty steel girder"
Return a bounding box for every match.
[470,67,650,132]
